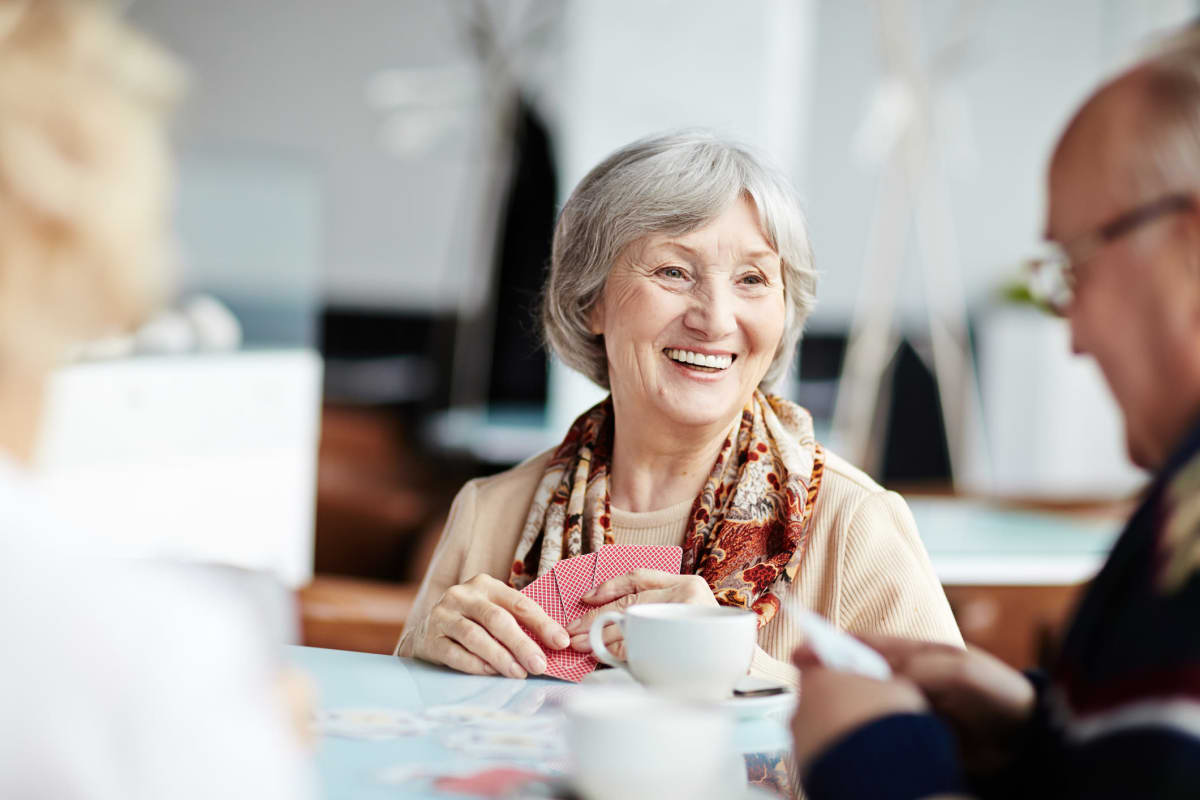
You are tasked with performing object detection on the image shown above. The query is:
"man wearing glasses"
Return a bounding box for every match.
[789,28,1200,800]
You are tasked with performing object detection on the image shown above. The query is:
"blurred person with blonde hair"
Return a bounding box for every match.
[789,24,1200,800]
[0,2,312,797]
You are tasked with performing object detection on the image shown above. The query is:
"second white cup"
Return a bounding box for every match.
[565,687,740,800]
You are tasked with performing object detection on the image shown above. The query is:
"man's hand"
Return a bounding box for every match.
[564,570,717,659]
[790,664,928,767]
[796,633,1036,773]
[413,574,570,679]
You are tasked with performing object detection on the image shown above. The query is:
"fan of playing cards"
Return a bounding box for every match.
[519,544,683,682]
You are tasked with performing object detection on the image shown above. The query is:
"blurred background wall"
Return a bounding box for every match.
[64,0,1196,659]
[126,0,1192,326]
[126,1,1192,479]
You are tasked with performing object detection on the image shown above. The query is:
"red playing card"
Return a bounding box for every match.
[552,553,598,623]
[433,767,550,797]
[520,572,565,625]
[517,572,564,660]
[519,569,597,683]
[543,643,596,682]
[593,544,683,587]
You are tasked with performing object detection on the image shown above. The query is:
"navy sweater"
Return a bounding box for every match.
[804,421,1200,800]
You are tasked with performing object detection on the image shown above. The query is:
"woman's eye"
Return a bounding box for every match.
[659,267,686,280]
[741,272,766,285]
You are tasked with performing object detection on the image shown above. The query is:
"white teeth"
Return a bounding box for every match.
[665,349,733,370]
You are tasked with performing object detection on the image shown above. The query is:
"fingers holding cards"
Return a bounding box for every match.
[566,574,714,646]
[518,563,598,683]
[582,569,712,607]
[447,613,534,679]
[435,636,500,677]
[493,579,570,651]
[463,581,573,678]
[513,545,685,681]
[422,586,516,678]
[789,609,892,681]
[569,616,626,659]
[423,573,569,680]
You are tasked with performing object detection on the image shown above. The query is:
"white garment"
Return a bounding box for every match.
[0,454,314,800]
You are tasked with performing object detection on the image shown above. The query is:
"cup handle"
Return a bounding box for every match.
[589,610,626,668]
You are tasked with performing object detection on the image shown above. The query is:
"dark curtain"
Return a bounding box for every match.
[487,97,556,407]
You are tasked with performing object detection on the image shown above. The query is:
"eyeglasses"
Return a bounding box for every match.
[1024,193,1196,315]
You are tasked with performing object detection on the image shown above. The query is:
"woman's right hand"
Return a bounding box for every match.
[413,574,571,679]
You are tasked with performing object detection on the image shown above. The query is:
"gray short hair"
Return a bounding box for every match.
[542,130,817,390]
[1123,26,1200,197]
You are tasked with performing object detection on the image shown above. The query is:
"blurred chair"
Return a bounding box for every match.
[298,575,418,655]
[944,583,1083,669]
[314,404,430,581]
[304,403,461,652]
[909,494,1130,669]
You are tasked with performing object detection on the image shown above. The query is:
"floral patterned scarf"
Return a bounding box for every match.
[508,389,825,627]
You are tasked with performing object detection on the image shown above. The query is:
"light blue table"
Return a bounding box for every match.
[908,498,1122,585]
[288,645,793,799]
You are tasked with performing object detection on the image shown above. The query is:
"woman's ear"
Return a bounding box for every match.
[588,297,605,336]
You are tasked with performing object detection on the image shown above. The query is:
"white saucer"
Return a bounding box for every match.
[580,668,796,721]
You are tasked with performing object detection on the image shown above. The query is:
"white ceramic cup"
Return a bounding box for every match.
[588,603,757,702]
[564,687,741,800]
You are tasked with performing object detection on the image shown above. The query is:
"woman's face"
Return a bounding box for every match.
[591,195,787,431]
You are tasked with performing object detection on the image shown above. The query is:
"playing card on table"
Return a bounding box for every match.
[432,767,556,798]
[593,544,683,587]
[422,705,549,729]
[440,728,565,762]
[313,708,435,740]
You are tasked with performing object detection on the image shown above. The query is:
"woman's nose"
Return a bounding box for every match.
[683,281,737,340]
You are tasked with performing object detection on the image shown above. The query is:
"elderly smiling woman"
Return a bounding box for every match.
[396,131,962,683]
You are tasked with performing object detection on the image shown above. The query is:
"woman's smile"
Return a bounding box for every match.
[592,195,786,430]
[663,347,737,374]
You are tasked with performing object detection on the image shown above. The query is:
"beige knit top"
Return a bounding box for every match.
[396,447,963,686]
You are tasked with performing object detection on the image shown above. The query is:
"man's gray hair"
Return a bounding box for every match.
[1127,26,1200,197]
[542,129,817,390]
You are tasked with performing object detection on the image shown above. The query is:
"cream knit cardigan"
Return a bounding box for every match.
[396,447,963,685]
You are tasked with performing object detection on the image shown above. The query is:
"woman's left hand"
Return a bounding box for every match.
[564,570,717,658]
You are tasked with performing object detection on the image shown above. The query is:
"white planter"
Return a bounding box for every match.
[35,349,322,587]
[969,306,1146,500]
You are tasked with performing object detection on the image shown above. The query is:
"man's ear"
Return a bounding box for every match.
[1179,205,1200,329]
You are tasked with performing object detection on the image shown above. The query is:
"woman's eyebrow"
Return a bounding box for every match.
[651,241,700,259]
[742,248,780,263]
[651,242,779,262]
